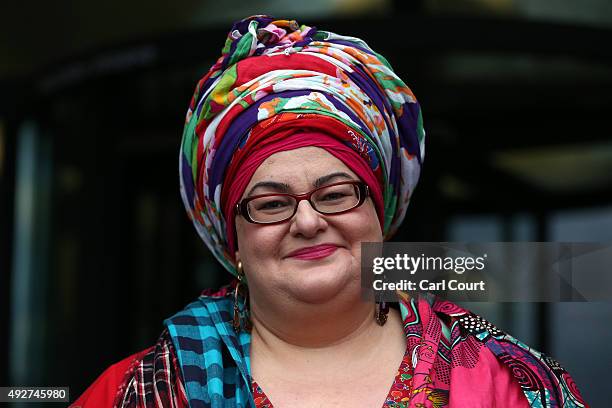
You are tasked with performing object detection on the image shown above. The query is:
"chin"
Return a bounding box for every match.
[285,261,359,304]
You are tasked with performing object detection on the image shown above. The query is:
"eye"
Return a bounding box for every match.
[321,192,348,201]
[259,200,288,209]
[252,197,293,212]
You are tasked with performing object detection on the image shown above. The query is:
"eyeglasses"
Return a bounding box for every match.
[235,181,369,224]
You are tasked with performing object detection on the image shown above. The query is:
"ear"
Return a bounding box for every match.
[235,250,241,264]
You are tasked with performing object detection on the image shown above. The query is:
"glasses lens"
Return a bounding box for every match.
[247,195,297,223]
[312,183,360,214]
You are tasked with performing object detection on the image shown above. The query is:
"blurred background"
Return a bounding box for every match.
[1,0,611,406]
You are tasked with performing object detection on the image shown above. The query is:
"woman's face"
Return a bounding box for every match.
[234,146,383,306]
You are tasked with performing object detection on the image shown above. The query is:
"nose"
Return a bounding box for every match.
[289,199,328,238]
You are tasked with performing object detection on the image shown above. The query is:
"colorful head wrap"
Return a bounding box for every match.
[179,15,426,276]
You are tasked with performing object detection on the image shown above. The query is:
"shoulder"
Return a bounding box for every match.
[70,348,153,408]
[71,291,233,408]
[428,296,589,408]
[396,294,588,407]
[72,328,189,408]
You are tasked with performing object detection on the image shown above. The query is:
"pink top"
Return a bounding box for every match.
[251,309,531,408]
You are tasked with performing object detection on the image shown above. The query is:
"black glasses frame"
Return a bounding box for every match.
[235,181,370,224]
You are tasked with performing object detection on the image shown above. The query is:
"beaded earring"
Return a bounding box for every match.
[232,260,252,333]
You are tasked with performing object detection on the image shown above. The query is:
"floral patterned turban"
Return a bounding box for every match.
[179,15,426,276]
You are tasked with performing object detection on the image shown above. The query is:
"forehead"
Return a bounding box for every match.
[247,146,358,186]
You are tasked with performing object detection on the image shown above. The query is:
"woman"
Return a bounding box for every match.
[73,15,588,407]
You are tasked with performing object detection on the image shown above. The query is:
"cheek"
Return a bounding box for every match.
[236,221,285,268]
[337,205,383,253]
[353,203,383,241]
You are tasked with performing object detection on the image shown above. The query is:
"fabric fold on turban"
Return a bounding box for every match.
[179,15,426,276]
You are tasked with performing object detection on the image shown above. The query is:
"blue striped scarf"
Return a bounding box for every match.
[165,294,255,408]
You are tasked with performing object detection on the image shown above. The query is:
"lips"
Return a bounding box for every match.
[286,244,340,260]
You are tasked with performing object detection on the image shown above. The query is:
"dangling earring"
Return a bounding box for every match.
[233,260,252,333]
[375,294,389,326]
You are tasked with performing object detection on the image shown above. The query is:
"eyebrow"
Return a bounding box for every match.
[246,172,355,197]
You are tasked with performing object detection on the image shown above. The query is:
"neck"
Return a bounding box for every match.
[248,290,405,372]
[252,297,376,347]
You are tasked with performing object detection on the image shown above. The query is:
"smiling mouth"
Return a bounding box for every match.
[287,244,340,260]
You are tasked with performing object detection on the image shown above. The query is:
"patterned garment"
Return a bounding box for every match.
[116,329,189,407]
[164,285,253,407]
[122,288,586,408]
[179,15,426,276]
